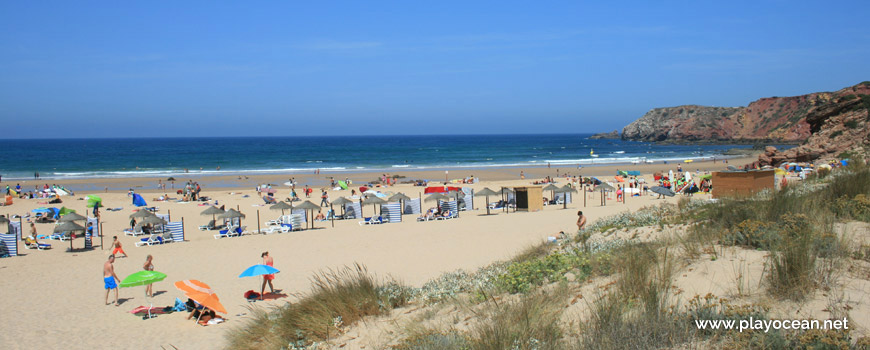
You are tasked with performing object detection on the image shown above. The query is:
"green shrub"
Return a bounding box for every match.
[844,120,859,129]
[497,251,586,293]
[829,130,843,139]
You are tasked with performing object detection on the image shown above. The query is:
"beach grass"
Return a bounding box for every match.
[225,263,408,350]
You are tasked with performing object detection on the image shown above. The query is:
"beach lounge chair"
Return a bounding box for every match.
[436,210,457,220]
[198,219,217,231]
[213,225,240,239]
[125,224,146,237]
[135,234,165,247]
[358,216,384,225]
[44,232,70,241]
[24,237,51,250]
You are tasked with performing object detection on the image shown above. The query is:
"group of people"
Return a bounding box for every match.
[101,249,278,325]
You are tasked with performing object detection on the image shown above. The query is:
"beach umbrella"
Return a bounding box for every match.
[261,188,277,194]
[388,193,411,202]
[120,270,167,319]
[140,215,167,226]
[166,177,176,181]
[58,207,76,217]
[130,209,155,219]
[474,187,499,215]
[238,264,280,278]
[218,208,245,219]
[330,197,353,226]
[59,211,87,222]
[294,200,321,229]
[650,186,676,197]
[219,208,246,231]
[54,221,86,251]
[594,183,615,192]
[363,195,387,217]
[86,195,102,208]
[175,279,214,295]
[200,206,224,223]
[555,185,578,209]
[542,183,560,203]
[269,201,293,215]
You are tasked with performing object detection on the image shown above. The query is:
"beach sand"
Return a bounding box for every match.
[0,158,750,349]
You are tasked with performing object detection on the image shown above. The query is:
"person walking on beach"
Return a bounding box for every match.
[143,255,155,297]
[576,211,587,231]
[520,171,525,179]
[104,255,121,306]
[111,236,128,258]
[261,251,276,300]
[320,190,329,207]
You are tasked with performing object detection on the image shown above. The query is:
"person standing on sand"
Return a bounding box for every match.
[104,255,121,306]
[576,211,587,231]
[520,171,525,179]
[320,189,329,207]
[111,236,128,258]
[143,255,155,297]
[261,252,276,300]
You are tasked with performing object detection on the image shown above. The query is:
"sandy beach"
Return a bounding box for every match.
[0,158,750,349]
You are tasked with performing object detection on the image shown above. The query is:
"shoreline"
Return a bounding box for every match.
[4,155,758,194]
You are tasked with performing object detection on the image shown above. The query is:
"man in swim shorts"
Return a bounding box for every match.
[111,236,127,258]
[104,254,121,306]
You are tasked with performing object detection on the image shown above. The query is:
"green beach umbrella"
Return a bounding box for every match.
[121,270,167,319]
[86,195,103,208]
[58,207,76,217]
[120,270,168,288]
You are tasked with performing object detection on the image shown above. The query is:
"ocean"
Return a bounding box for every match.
[0,134,768,180]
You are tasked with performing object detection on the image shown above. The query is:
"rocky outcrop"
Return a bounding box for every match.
[589,130,620,139]
[621,82,870,164]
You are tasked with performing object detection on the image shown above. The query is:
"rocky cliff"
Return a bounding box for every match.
[589,130,620,139]
[621,82,870,164]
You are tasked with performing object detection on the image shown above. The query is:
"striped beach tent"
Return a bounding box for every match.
[381,202,402,223]
[403,198,421,215]
[0,233,17,257]
[291,209,307,224]
[439,200,458,214]
[9,221,22,240]
[461,188,474,211]
[555,192,572,204]
[344,202,362,219]
[166,221,184,242]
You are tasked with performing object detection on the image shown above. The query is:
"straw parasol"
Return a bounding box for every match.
[140,215,167,226]
[363,195,387,216]
[542,183,560,203]
[293,200,321,229]
[388,193,411,202]
[555,185,578,209]
[218,208,246,230]
[330,197,353,226]
[269,201,293,215]
[130,209,155,219]
[200,206,224,222]
[0,216,10,224]
[424,193,450,212]
[59,211,87,222]
[54,221,86,251]
[474,187,499,215]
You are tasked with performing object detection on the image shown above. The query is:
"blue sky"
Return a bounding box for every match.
[1,1,868,137]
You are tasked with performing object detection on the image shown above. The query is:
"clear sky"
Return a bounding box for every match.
[1,1,868,138]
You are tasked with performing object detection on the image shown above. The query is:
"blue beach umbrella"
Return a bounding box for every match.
[238,264,280,278]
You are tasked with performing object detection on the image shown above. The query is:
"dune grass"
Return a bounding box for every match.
[225,264,409,350]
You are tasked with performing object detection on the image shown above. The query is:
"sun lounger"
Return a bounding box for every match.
[358,216,384,225]
[436,210,457,220]
[198,219,217,231]
[213,225,240,239]
[24,238,51,250]
[44,232,70,241]
[135,234,165,247]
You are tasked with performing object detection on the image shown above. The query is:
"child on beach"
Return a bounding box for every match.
[111,236,128,258]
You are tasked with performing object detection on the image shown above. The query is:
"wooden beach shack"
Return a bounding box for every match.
[514,186,543,212]
[711,169,775,199]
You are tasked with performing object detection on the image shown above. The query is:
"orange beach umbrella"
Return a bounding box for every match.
[185,291,227,314]
[174,279,214,295]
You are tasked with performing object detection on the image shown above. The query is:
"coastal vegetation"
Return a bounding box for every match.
[227,161,870,349]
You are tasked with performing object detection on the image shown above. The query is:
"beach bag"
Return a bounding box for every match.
[244,290,261,300]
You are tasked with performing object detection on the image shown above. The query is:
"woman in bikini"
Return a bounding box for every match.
[143,255,155,297]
